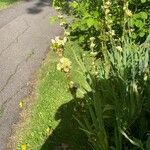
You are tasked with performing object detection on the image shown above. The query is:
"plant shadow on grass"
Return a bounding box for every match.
[40,95,92,150]
[41,67,150,150]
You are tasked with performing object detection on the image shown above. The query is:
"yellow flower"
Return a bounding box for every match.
[69,81,75,89]
[90,52,98,57]
[90,43,96,49]
[19,101,24,108]
[56,48,64,57]
[51,36,67,53]
[125,9,132,17]
[56,36,67,46]
[61,37,67,46]
[45,127,51,135]
[144,74,148,81]
[21,144,27,150]
[64,31,70,36]
[83,53,86,57]
[90,37,95,41]
[103,5,109,9]
[105,1,111,6]
[123,6,127,11]
[51,38,59,51]
[57,57,72,73]
[116,46,123,52]
[60,21,66,27]
[63,67,70,73]
[55,7,61,10]
[105,8,110,14]
[58,14,63,19]
[133,82,138,93]
[57,63,61,71]
[109,30,115,36]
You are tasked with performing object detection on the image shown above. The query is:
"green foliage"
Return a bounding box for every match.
[74,37,150,150]
[128,0,150,40]
[0,0,20,10]
[53,0,150,150]
[54,0,149,46]
[128,11,149,40]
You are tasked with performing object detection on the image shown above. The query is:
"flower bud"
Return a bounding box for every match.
[116,46,123,52]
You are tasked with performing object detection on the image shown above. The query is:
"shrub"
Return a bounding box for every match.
[51,0,150,149]
[75,36,150,150]
[54,0,150,46]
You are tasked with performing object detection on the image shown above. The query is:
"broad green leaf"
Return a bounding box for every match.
[139,32,145,37]
[140,12,148,19]
[79,36,84,43]
[128,18,135,27]
[135,20,144,28]
[131,33,137,39]
[93,11,99,17]
[70,1,78,9]
[71,22,79,30]
[141,0,146,3]
[93,21,100,30]
[86,18,95,28]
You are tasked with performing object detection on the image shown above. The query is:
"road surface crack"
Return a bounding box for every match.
[0,21,30,57]
[0,55,30,95]
[0,56,30,118]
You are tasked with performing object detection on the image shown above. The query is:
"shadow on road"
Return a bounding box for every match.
[26,0,51,14]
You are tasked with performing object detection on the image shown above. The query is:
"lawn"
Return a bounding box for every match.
[8,0,150,149]
[0,0,20,10]
[12,41,91,150]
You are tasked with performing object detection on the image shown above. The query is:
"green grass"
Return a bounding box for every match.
[15,41,91,150]
[0,0,20,10]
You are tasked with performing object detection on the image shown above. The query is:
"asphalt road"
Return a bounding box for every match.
[0,0,62,149]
